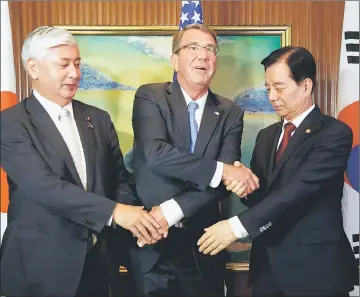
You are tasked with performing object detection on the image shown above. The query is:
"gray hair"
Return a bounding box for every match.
[21,26,78,72]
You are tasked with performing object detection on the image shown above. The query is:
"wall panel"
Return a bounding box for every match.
[9,1,344,115]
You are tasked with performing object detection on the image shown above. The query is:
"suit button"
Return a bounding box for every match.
[82,218,86,223]
[91,223,95,227]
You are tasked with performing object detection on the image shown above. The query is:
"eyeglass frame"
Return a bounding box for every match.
[174,42,219,56]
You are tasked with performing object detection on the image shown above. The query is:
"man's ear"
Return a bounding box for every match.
[27,58,39,80]
[303,78,313,97]
[171,53,179,72]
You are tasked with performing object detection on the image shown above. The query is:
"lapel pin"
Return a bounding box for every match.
[85,116,94,129]
[305,128,311,134]
[214,112,219,116]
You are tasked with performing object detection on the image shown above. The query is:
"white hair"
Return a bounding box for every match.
[21,26,78,72]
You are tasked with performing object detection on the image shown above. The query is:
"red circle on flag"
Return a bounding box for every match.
[337,100,359,189]
[1,91,17,111]
[1,91,17,213]
[337,101,359,148]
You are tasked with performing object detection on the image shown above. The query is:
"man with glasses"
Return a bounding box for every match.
[129,23,259,296]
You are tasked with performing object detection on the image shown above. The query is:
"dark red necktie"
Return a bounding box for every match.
[276,123,296,162]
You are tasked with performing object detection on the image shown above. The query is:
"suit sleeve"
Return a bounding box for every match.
[132,86,217,191]
[174,109,244,218]
[0,111,116,233]
[238,122,353,239]
[241,129,267,208]
[105,113,140,205]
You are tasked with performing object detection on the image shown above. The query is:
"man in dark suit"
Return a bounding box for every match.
[0,26,161,297]
[198,46,357,296]
[129,24,259,296]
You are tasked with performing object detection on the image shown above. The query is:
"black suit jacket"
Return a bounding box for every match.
[238,106,357,295]
[130,81,244,275]
[0,95,135,296]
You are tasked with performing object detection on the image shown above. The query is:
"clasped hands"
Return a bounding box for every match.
[196,161,259,256]
[113,161,259,248]
[222,161,259,197]
[112,204,168,246]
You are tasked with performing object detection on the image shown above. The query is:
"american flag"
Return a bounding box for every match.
[174,1,203,81]
[179,1,203,29]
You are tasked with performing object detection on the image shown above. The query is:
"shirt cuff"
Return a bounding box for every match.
[160,199,184,227]
[209,161,223,188]
[228,216,249,239]
[107,215,113,226]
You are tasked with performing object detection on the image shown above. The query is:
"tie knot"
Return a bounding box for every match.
[188,101,199,114]
[284,122,296,134]
[58,107,71,121]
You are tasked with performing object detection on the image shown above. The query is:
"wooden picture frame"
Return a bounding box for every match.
[56,25,291,270]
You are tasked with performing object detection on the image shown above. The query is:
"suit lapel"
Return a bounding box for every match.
[24,95,82,187]
[72,100,96,192]
[266,122,283,182]
[166,82,191,152]
[268,106,324,187]
[193,91,220,156]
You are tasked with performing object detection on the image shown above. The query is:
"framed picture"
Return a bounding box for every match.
[58,25,291,270]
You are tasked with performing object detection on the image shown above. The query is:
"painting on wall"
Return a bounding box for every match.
[60,25,291,269]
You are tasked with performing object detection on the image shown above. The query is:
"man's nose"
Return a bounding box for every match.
[268,88,278,101]
[196,46,210,60]
[68,64,80,78]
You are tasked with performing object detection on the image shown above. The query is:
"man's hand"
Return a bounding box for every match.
[137,206,169,247]
[197,220,238,256]
[149,206,169,236]
[112,203,162,244]
[223,180,247,197]
[223,161,259,196]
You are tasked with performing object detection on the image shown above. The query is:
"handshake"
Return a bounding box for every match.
[222,161,259,197]
[112,203,169,247]
[112,161,259,247]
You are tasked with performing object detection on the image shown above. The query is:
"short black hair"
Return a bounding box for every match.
[261,46,317,93]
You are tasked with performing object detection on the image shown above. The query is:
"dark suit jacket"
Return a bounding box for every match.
[130,81,244,276]
[0,95,135,296]
[238,106,357,295]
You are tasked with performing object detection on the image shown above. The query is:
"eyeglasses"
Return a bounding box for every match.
[175,43,219,56]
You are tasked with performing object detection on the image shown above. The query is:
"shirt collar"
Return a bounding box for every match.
[180,87,208,112]
[33,89,74,122]
[283,104,315,129]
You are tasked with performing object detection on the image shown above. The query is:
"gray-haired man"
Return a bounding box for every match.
[0,26,161,297]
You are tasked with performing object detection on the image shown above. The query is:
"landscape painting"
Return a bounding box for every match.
[64,25,291,267]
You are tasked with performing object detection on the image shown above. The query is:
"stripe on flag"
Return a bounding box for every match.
[173,1,203,81]
[1,1,18,241]
[336,2,359,295]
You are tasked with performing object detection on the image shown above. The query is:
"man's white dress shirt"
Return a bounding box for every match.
[34,90,113,226]
[160,88,224,227]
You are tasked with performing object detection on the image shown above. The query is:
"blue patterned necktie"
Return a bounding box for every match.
[188,101,199,154]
